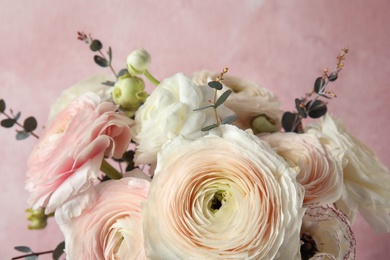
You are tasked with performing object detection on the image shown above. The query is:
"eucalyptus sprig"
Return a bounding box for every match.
[77,31,122,82]
[282,47,349,133]
[12,242,65,260]
[194,68,238,131]
[0,99,38,140]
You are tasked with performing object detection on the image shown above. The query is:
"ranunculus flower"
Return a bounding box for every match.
[260,132,343,205]
[142,125,304,259]
[300,205,355,260]
[306,114,390,232]
[60,176,149,260]
[192,70,283,133]
[133,72,232,165]
[26,92,134,223]
[48,75,114,122]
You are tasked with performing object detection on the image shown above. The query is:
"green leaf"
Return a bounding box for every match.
[193,104,213,111]
[14,246,32,253]
[295,98,307,118]
[52,241,65,260]
[214,90,232,108]
[89,39,103,52]
[23,117,37,132]
[14,111,21,121]
[117,68,128,78]
[16,130,30,140]
[101,81,116,86]
[208,81,223,90]
[1,118,15,128]
[328,72,338,82]
[94,55,109,67]
[314,77,325,94]
[282,112,300,132]
[222,114,238,124]
[306,100,327,118]
[201,123,219,131]
[25,255,38,260]
[0,99,5,112]
[108,46,112,62]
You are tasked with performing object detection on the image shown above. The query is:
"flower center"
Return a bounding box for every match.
[300,232,318,260]
[208,190,228,212]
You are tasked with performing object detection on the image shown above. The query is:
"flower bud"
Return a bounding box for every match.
[112,73,148,116]
[127,48,152,75]
[26,208,51,230]
[251,114,277,134]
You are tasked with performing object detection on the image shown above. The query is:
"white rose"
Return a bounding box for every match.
[300,205,355,260]
[142,125,304,259]
[306,114,390,232]
[260,132,343,205]
[48,74,114,122]
[192,70,283,133]
[133,72,233,165]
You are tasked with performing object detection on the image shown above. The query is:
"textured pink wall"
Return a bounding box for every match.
[1,1,389,259]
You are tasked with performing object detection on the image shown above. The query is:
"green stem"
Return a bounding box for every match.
[213,89,219,125]
[100,159,122,180]
[144,69,160,86]
[12,250,54,260]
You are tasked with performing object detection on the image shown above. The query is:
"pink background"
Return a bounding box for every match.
[1,1,390,259]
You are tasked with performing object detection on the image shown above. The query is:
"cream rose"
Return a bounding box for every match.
[142,125,304,259]
[306,114,390,232]
[133,72,232,165]
[26,93,134,223]
[300,205,355,260]
[192,70,283,133]
[260,132,343,205]
[48,75,114,122]
[60,176,149,260]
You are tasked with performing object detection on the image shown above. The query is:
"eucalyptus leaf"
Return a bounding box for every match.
[52,241,65,260]
[14,111,21,121]
[108,46,112,62]
[295,98,307,118]
[306,100,327,118]
[214,90,232,108]
[14,246,32,253]
[117,68,128,78]
[90,39,103,52]
[101,81,116,86]
[94,55,109,67]
[25,255,38,260]
[222,114,238,124]
[24,117,37,132]
[314,77,325,94]
[1,118,15,128]
[328,72,338,82]
[193,105,213,111]
[16,130,30,140]
[282,112,299,132]
[0,99,5,112]
[201,123,219,131]
[208,81,223,90]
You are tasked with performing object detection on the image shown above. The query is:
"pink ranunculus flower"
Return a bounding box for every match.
[306,114,390,232]
[300,205,356,260]
[260,132,343,205]
[192,70,283,133]
[26,92,134,223]
[142,125,305,259]
[60,176,149,260]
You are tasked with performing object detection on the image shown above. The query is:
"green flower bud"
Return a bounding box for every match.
[112,73,148,116]
[26,208,52,230]
[251,114,278,134]
[127,48,152,75]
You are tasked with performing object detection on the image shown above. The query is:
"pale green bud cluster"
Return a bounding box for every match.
[26,208,51,230]
[251,114,278,134]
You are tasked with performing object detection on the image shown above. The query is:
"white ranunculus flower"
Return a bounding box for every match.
[48,74,114,122]
[260,132,343,205]
[192,70,283,133]
[133,72,233,165]
[300,205,356,260]
[142,125,305,259]
[306,114,390,232]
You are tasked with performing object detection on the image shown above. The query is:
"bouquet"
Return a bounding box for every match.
[3,33,390,260]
